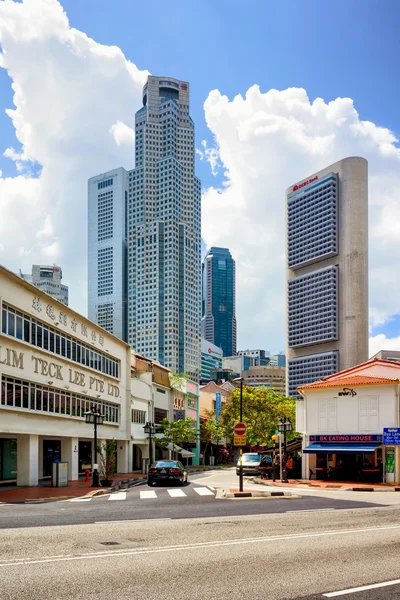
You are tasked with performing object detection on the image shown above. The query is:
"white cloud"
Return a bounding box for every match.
[369,334,400,358]
[202,85,400,352]
[0,0,148,314]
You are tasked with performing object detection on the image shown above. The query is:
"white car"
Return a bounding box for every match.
[236,453,261,475]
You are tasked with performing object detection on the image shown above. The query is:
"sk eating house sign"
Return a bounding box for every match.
[309,435,382,443]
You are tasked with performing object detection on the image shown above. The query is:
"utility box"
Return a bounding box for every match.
[52,462,68,487]
[142,458,150,474]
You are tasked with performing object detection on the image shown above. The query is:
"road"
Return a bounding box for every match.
[1,469,400,599]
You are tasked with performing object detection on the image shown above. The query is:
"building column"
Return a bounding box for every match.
[17,434,39,486]
[117,440,129,474]
[61,437,79,481]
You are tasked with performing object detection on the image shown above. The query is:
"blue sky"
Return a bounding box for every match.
[1,0,400,350]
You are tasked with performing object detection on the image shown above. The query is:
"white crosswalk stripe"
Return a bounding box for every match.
[140,490,157,499]
[193,487,214,496]
[70,498,92,502]
[109,491,127,501]
[167,489,187,498]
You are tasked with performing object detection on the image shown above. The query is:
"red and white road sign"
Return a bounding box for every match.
[234,422,246,436]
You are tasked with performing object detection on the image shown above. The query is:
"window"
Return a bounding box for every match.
[1,376,119,423]
[1,303,119,379]
[97,178,113,190]
[359,396,379,431]
[318,398,337,432]
[132,409,146,424]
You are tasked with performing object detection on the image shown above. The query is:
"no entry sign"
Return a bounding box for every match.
[234,422,246,436]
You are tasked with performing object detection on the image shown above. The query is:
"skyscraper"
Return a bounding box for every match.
[127,77,201,380]
[286,157,368,398]
[202,247,237,358]
[88,167,128,341]
[20,265,69,305]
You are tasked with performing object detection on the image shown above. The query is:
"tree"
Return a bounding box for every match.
[219,386,297,448]
[157,417,197,459]
[97,439,117,484]
[199,410,224,465]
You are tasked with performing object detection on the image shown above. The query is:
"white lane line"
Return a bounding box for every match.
[207,486,216,492]
[193,487,214,496]
[323,578,400,597]
[109,492,127,501]
[140,490,157,499]
[70,498,92,502]
[286,509,336,513]
[94,518,171,524]
[167,489,187,498]
[3,523,400,569]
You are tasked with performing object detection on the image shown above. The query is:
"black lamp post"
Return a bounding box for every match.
[143,422,156,467]
[278,417,292,483]
[233,377,244,492]
[85,405,104,487]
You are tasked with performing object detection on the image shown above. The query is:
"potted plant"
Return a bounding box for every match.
[97,439,117,487]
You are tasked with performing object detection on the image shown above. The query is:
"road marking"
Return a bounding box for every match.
[193,487,214,496]
[94,518,172,524]
[109,492,127,501]
[70,498,92,502]
[323,578,400,596]
[140,490,157,499]
[167,489,187,498]
[286,509,336,513]
[3,523,400,569]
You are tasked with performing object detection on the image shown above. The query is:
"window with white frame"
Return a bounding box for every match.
[318,398,337,432]
[359,396,379,431]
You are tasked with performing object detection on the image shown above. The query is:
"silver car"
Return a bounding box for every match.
[236,452,261,475]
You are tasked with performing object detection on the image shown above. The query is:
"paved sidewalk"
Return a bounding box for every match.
[0,473,146,504]
[253,477,400,491]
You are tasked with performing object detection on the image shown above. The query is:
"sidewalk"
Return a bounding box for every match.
[253,477,400,491]
[0,473,146,504]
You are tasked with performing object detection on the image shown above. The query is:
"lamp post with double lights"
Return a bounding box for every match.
[278,417,292,483]
[143,422,157,468]
[85,405,104,487]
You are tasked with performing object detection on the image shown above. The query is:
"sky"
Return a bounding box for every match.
[1,0,400,355]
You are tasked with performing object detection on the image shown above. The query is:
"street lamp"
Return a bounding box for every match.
[143,422,157,467]
[233,377,244,492]
[278,417,292,483]
[85,405,104,487]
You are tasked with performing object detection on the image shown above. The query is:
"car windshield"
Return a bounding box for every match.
[243,455,260,461]
[153,461,179,468]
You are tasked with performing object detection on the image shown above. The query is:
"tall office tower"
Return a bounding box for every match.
[202,247,237,358]
[286,157,368,398]
[88,167,128,341]
[20,265,69,305]
[127,76,201,380]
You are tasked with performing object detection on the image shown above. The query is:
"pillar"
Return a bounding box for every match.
[117,440,129,474]
[17,434,39,486]
[61,437,79,481]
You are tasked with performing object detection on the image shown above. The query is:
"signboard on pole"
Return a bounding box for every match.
[215,392,221,425]
[234,422,246,436]
[383,428,400,445]
[234,436,246,446]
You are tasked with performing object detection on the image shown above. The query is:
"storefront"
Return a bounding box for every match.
[303,434,383,482]
[0,265,131,486]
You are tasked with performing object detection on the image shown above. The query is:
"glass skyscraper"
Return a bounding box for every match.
[202,247,236,358]
[88,76,201,380]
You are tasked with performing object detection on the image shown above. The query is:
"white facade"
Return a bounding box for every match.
[88,167,128,342]
[0,265,131,486]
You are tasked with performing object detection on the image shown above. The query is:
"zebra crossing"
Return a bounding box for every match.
[69,485,216,503]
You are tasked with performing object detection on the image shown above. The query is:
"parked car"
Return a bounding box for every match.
[236,452,261,475]
[147,460,188,486]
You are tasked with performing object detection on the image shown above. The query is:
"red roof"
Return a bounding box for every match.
[299,358,400,391]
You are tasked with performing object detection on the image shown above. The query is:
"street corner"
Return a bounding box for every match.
[216,488,296,499]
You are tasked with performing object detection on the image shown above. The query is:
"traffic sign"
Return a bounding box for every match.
[234,422,246,436]
[234,436,246,446]
[384,428,400,445]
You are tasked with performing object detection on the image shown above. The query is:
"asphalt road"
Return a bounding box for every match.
[0,477,384,529]
[2,505,400,599]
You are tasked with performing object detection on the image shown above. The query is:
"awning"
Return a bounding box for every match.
[166,442,195,458]
[303,443,381,454]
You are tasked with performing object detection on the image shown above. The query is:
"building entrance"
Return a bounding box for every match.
[79,441,92,473]
[0,439,17,482]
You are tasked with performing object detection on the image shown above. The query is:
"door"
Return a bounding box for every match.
[43,440,61,477]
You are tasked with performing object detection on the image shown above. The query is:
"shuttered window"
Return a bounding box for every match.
[318,398,337,432]
[359,396,379,431]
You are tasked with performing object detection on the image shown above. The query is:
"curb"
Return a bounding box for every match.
[251,477,400,493]
[216,488,292,499]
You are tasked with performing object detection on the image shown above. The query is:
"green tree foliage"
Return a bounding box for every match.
[199,410,224,465]
[157,417,196,459]
[220,387,297,447]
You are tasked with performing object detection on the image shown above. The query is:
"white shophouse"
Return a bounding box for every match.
[0,265,131,486]
[296,358,400,484]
